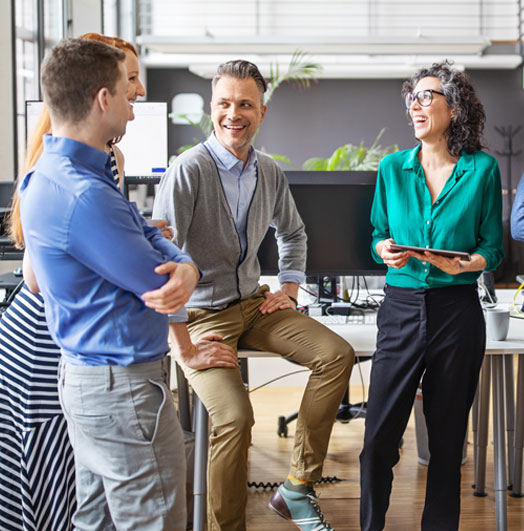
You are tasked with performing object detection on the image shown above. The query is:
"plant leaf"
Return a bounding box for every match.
[302,129,396,171]
[303,157,329,171]
[267,153,298,168]
[265,49,322,105]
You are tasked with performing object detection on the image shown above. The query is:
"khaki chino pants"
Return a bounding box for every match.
[175,286,354,531]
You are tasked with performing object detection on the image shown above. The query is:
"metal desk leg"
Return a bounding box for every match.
[512,355,524,497]
[492,356,508,531]
[503,355,515,489]
[193,395,209,531]
[239,357,249,386]
[472,384,479,489]
[175,363,192,432]
[475,357,491,496]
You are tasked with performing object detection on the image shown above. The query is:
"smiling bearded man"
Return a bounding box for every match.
[153,60,355,531]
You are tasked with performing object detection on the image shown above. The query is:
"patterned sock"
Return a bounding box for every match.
[284,475,314,493]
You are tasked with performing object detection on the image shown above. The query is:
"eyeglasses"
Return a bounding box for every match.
[405,89,445,109]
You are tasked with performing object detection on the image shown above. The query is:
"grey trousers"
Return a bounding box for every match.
[58,357,186,531]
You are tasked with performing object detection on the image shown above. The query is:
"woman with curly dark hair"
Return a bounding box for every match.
[360,62,504,530]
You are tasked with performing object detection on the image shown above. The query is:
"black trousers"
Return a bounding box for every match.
[360,284,486,531]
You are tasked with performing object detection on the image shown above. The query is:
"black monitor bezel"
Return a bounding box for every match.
[257,170,387,277]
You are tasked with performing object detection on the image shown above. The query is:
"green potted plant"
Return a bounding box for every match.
[303,128,398,171]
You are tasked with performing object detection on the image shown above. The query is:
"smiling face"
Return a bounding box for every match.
[409,76,453,145]
[124,50,145,120]
[106,61,132,140]
[210,75,267,163]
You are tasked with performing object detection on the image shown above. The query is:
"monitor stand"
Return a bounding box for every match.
[308,276,339,312]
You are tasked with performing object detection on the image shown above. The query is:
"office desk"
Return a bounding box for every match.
[332,316,524,531]
[0,271,23,309]
[182,291,524,531]
[472,306,524,531]
[248,305,524,531]
[0,237,23,260]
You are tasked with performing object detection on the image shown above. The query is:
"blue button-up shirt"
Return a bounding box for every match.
[511,172,524,242]
[204,134,304,285]
[20,135,195,366]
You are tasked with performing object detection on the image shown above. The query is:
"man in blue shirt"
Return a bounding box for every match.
[19,39,199,530]
[511,172,524,243]
[153,60,354,531]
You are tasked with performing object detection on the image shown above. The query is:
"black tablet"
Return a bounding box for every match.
[389,244,471,262]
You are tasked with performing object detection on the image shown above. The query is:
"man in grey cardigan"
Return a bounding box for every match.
[153,60,354,531]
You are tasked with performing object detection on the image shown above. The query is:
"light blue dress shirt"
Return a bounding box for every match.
[20,135,195,366]
[204,134,304,285]
[511,172,524,242]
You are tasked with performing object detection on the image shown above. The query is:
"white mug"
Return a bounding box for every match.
[485,308,510,341]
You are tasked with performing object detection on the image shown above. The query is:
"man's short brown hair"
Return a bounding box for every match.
[212,60,267,105]
[41,38,126,124]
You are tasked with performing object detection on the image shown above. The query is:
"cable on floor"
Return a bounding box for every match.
[248,475,346,490]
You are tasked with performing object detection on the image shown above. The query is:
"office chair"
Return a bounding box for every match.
[277,363,367,438]
[0,181,23,273]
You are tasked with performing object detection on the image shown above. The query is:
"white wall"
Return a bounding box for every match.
[71,0,103,37]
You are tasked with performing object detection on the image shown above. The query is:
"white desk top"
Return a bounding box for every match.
[240,289,524,358]
[485,288,524,354]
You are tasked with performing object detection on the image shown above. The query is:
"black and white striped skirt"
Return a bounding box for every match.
[0,285,75,530]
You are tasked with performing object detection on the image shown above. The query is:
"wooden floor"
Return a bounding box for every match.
[245,386,524,530]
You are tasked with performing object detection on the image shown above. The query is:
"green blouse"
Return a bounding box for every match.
[370,145,504,289]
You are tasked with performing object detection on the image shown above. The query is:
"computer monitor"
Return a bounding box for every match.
[25,100,45,142]
[257,171,387,276]
[118,102,168,177]
[25,101,168,178]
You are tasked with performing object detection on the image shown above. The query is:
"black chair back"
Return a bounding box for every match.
[0,182,14,208]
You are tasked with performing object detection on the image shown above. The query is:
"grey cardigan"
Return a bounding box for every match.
[153,143,307,309]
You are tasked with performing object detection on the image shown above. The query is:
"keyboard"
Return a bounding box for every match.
[124,176,162,185]
[311,313,377,326]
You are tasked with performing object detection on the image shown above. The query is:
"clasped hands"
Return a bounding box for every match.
[150,219,174,240]
[380,238,463,275]
[140,217,197,314]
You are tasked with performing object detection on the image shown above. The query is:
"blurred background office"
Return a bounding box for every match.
[1,5,524,528]
[2,0,524,283]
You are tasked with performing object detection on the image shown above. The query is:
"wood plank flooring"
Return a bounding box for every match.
[245,386,524,530]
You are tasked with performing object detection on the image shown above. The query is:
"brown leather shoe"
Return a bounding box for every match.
[268,488,292,520]
[268,484,334,530]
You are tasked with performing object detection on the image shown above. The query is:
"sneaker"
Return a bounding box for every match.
[268,484,334,530]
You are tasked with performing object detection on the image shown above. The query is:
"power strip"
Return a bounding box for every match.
[330,302,353,315]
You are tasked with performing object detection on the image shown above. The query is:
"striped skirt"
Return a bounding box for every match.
[0,285,75,530]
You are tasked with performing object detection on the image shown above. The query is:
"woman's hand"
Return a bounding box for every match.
[150,219,174,240]
[378,239,410,269]
[406,250,464,275]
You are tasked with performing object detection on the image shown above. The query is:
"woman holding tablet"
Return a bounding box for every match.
[360,62,504,531]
